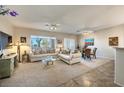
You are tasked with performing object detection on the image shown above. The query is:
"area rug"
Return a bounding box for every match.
[0,60,91,87]
[0,58,111,87]
[81,58,113,69]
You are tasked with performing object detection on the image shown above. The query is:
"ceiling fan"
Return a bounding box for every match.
[45,23,60,31]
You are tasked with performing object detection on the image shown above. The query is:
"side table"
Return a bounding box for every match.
[22,51,30,63]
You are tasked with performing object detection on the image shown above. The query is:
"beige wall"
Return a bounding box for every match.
[0,16,13,35]
[1,15,124,61]
[13,27,78,57]
[79,24,124,59]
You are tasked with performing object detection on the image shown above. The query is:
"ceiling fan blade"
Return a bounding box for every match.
[45,24,50,26]
[76,30,81,32]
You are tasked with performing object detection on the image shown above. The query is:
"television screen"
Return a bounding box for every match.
[0,41,1,50]
[0,31,12,50]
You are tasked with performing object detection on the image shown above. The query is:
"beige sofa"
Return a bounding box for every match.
[58,51,82,65]
[29,52,57,62]
[29,47,57,62]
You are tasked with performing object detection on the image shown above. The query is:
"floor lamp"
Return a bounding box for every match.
[16,41,28,62]
[16,41,21,62]
[57,44,63,53]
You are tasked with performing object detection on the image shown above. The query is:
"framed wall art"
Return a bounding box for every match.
[57,39,62,44]
[85,38,94,46]
[20,37,26,43]
[109,37,118,46]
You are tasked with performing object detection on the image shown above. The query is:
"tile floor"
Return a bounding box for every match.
[59,62,119,87]
[0,59,120,87]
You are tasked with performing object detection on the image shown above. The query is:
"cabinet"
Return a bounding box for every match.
[0,54,17,78]
[0,59,10,78]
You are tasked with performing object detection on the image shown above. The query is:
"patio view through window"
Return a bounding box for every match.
[31,36,56,52]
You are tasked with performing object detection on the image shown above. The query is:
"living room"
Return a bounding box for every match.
[0,5,124,87]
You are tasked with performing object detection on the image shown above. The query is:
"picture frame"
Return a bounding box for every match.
[8,36,12,43]
[109,37,118,46]
[57,39,62,44]
[85,38,94,46]
[20,37,26,43]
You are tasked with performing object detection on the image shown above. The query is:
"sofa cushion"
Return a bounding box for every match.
[59,54,71,60]
[71,52,81,58]
[32,47,56,55]
[61,50,70,54]
[71,49,79,54]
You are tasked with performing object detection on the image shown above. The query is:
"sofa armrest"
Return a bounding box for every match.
[70,52,82,59]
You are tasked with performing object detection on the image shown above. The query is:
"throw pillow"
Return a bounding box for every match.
[71,49,79,54]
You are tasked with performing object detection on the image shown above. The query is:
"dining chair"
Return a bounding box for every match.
[90,48,97,59]
[82,48,85,59]
[84,48,91,60]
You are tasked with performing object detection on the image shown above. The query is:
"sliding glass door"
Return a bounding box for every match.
[64,38,75,50]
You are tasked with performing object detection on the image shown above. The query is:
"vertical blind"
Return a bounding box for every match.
[64,38,75,50]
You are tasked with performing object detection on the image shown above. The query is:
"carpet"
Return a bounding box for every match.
[0,60,91,87]
[0,58,111,87]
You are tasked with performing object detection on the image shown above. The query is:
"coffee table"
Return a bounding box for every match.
[42,56,56,66]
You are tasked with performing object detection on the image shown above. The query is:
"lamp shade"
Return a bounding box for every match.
[57,44,63,48]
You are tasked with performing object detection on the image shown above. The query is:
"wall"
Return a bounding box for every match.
[0,16,14,53]
[115,48,124,86]
[13,27,78,58]
[0,16,13,35]
[79,24,124,60]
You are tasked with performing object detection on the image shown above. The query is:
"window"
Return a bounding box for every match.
[31,36,56,50]
[64,38,75,50]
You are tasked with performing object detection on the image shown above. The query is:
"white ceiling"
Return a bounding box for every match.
[6,5,124,34]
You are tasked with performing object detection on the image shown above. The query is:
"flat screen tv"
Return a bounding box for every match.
[0,31,12,50]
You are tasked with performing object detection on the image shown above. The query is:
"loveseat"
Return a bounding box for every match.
[58,51,82,65]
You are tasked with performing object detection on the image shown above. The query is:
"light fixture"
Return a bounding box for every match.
[82,30,94,35]
[15,41,28,62]
[45,23,60,31]
[57,44,63,52]
[49,25,57,31]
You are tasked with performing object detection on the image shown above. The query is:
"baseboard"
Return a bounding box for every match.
[114,80,124,87]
